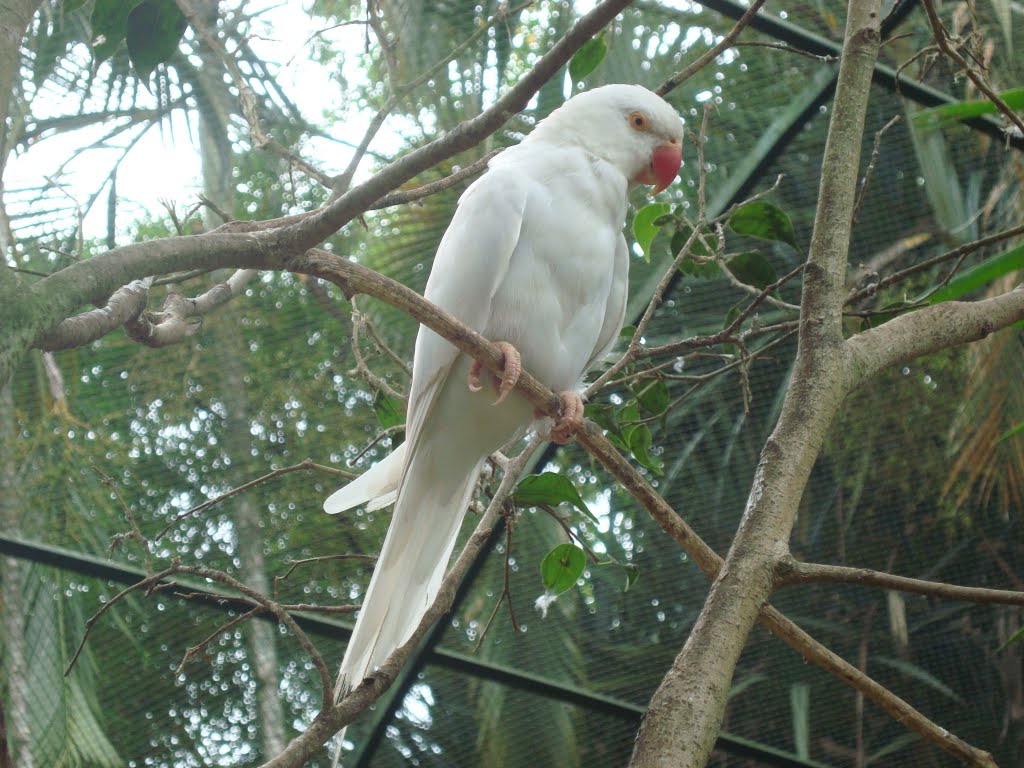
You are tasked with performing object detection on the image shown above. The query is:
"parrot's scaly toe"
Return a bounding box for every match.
[466,340,522,405]
[549,390,585,444]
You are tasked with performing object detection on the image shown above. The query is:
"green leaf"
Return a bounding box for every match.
[372,390,404,430]
[865,732,920,765]
[619,324,636,339]
[913,87,1024,129]
[728,200,798,249]
[789,683,810,760]
[126,0,188,80]
[627,424,663,474]
[632,203,671,262]
[91,0,146,62]
[927,244,1024,304]
[997,422,1024,444]
[513,472,597,525]
[568,32,607,82]
[726,251,778,290]
[635,379,669,415]
[540,543,586,595]
[622,563,640,592]
[997,625,1024,652]
[873,656,963,703]
[616,398,640,426]
[671,226,718,258]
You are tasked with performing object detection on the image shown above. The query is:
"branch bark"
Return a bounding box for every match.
[628,0,884,763]
[778,557,1024,606]
[0,0,629,389]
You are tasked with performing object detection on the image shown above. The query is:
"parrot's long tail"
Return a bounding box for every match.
[324,442,406,515]
[329,438,486,764]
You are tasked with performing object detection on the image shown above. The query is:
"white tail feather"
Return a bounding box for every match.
[323,443,406,515]
[333,447,484,700]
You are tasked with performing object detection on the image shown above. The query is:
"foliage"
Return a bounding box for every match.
[2,0,1024,766]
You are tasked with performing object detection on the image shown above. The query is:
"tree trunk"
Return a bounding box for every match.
[218,335,288,757]
[628,0,883,764]
[0,384,34,768]
[193,2,288,749]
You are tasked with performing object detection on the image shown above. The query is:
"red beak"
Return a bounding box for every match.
[635,142,683,194]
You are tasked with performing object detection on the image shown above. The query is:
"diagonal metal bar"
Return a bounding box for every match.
[693,0,1023,150]
[347,517,509,767]
[0,532,835,766]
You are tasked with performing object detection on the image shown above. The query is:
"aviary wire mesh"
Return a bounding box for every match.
[2,0,1022,766]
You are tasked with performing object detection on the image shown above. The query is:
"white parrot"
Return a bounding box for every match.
[325,84,683,713]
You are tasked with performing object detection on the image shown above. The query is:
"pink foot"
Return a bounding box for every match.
[548,391,584,445]
[467,341,522,405]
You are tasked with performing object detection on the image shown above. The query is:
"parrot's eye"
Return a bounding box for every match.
[627,111,650,132]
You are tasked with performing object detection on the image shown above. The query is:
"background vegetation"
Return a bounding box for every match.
[1,0,1022,766]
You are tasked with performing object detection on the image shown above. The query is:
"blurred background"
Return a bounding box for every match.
[2,0,1023,766]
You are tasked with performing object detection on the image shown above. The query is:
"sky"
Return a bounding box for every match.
[5,1,396,244]
[6,0,700,248]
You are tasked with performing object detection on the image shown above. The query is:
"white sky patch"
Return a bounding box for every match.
[5,1,408,243]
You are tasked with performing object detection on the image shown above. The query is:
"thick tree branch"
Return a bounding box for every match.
[278,0,632,251]
[629,2,902,766]
[4,0,629,391]
[34,279,151,351]
[124,268,259,347]
[845,287,1024,382]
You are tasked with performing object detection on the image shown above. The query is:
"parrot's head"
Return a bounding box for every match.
[530,83,684,194]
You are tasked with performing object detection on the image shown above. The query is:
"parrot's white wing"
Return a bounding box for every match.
[584,235,630,375]
[403,172,531,454]
[323,176,529,517]
[331,170,532,701]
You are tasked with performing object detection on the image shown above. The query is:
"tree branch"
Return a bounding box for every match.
[778,556,1024,606]
[629,1,892,764]
[258,439,541,768]
[34,278,151,351]
[8,0,630,390]
[289,235,1013,766]
[845,286,1024,382]
[655,0,769,96]
[123,268,259,347]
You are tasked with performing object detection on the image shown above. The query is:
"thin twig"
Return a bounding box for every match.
[845,223,1024,305]
[733,40,837,63]
[656,0,769,96]
[348,301,406,400]
[350,424,405,466]
[91,465,154,575]
[273,554,378,599]
[474,501,521,651]
[920,0,1024,138]
[852,115,901,223]
[155,459,355,541]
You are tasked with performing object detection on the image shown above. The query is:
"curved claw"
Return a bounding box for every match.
[549,390,585,445]
[466,341,522,404]
[492,341,521,405]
